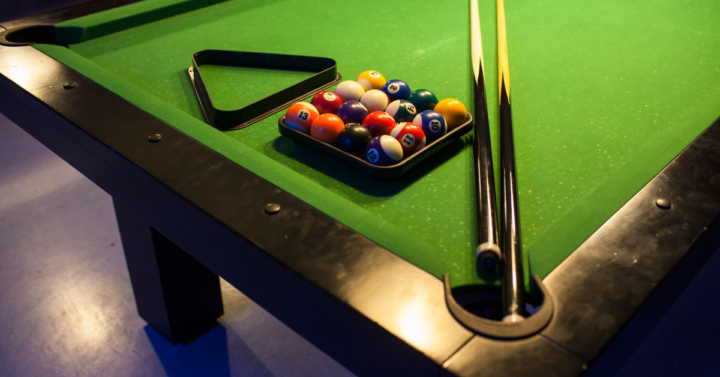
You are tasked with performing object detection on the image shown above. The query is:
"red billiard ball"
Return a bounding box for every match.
[310,113,345,143]
[362,111,397,138]
[284,102,319,133]
[390,122,426,155]
[311,91,343,114]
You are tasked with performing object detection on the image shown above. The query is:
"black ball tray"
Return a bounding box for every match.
[278,112,473,180]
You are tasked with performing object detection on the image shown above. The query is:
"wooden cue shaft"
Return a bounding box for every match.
[470,0,501,268]
[497,0,527,322]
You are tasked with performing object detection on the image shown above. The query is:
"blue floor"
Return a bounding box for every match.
[0,113,355,377]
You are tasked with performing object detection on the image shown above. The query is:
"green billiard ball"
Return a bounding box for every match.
[407,89,438,112]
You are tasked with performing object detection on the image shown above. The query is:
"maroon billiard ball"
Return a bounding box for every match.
[311,91,343,114]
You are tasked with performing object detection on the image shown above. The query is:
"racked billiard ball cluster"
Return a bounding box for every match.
[284,70,468,166]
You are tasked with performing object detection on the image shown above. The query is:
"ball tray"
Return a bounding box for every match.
[278,113,473,180]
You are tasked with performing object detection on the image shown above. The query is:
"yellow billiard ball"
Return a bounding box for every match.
[434,98,467,130]
[356,70,386,91]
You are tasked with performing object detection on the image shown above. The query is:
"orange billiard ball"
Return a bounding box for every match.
[310,113,345,143]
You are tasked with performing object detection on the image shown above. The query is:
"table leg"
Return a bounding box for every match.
[113,198,224,344]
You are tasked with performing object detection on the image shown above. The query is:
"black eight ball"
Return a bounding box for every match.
[336,123,372,157]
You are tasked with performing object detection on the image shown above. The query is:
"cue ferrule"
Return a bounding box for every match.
[476,242,501,269]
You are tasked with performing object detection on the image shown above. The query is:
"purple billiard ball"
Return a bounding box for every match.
[335,101,369,124]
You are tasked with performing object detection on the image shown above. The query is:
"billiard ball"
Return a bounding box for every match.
[365,135,403,166]
[334,80,365,102]
[434,98,468,130]
[311,91,343,114]
[390,122,426,155]
[362,111,397,138]
[413,110,447,143]
[385,100,418,122]
[284,102,319,133]
[356,70,386,91]
[310,113,345,143]
[335,101,369,124]
[336,123,372,156]
[360,89,390,113]
[381,79,411,101]
[407,89,438,112]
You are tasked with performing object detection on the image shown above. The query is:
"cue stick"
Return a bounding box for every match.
[470,0,501,269]
[497,0,526,322]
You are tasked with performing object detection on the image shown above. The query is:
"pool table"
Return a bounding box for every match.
[1,0,720,375]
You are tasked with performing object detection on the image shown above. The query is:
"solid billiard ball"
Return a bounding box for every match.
[362,111,397,138]
[356,70,386,91]
[334,80,365,102]
[360,89,390,113]
[311,91,343,114]
[434,98,468,130]
[336,123,372,156]
[335,101,369,124]
[284,102,319,133]
[310,113,345,143]
[390,122,426,155]
[385,100,418,122]
[407,89,438,112]
[381,79,411,101]
[365,135,403,166]
[413,110,447,143]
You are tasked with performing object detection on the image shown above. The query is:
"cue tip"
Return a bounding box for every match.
[476,242,501,269]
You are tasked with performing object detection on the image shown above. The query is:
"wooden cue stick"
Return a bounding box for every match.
[470,0,501,268]
[497,0,526,322]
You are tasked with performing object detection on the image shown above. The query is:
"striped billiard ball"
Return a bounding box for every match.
[413,110,447,143]
[360,89,390,113]
[365,135,403,166]
[390,122,426,155]
[385,100,418,122]
[284,102,319,133]
[334,80,365,102]
[356,70,386,91]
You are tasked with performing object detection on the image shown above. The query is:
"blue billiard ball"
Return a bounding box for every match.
[413,110,447,143]
[381,80,411,102]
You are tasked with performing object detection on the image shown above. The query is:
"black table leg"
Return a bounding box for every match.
[113,198,224,344]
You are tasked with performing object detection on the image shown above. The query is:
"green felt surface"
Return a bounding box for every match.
[199,65,315,111]
[35,0,720,288]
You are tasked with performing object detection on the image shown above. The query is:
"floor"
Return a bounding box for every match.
[2,2,720,376]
